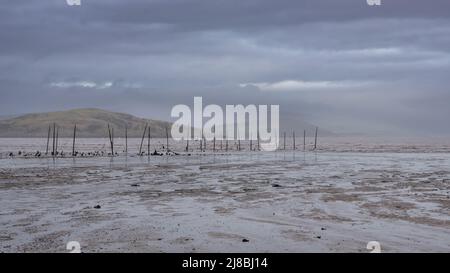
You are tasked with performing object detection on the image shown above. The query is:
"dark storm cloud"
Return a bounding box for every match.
[0,0,449,135]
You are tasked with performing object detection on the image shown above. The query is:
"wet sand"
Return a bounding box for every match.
[0,147,449,253]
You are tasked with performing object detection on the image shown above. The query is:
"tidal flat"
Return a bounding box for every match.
[0,138,449,252]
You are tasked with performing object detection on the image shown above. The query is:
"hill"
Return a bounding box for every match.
[0,108,172,138]
[0,108,333,138]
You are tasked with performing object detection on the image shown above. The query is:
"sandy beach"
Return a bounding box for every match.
[0,138,449,253]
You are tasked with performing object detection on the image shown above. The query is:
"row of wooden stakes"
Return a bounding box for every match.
[44,123,319,157]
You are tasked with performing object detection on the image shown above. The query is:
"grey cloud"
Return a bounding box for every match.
[0,0,449,135]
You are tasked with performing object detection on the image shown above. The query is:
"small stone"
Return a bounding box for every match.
[316,236,321,239]
[272,184,281,188]
[242,238,249,243]
[94,205,101,209]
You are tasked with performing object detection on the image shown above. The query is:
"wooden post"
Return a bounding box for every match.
[204,135,207,152]
[283,132,286,150]
[213,126,216,152]
[72,124,77,156]
[303,130,306,151]
[107,124,111,149]
[225,139,228,152]
[148,126,151,156]
[55,126,59,156]
[237,130,240,151]
[125,126,128,155]
[186,139,189,152]
[107,124,114,156]
[293,131,296,150]
[220,140,223,151]
[314,127,318,150]
[52,123,56,157]
[257,132,260,151]
[111,126,114,155]
[46,125,51,155]
[165,127,169,152]
[250,134,253,151]
[139,124,147,155]
[202,131,206,152]
[107,124,111,155]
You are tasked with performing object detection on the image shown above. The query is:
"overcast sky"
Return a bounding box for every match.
[1,0,449,135]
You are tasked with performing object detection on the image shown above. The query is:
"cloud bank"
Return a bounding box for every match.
[0,0,449,135]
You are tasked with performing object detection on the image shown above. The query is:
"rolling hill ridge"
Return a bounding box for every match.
[0,108,172,138]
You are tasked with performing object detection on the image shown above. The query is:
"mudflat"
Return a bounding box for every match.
[0,138,449,252]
